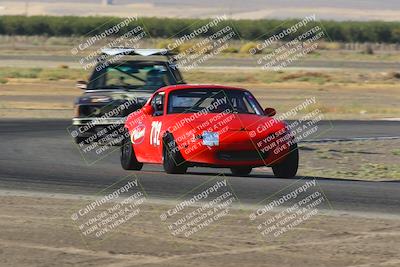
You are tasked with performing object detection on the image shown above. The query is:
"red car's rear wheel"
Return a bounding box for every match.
[120,138,143,170]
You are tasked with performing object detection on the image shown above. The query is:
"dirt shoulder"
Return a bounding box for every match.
[1,193,400,267]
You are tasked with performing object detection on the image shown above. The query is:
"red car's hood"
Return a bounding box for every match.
[171,113,285,133]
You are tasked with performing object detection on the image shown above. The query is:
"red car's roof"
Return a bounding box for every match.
[157,84,247,93]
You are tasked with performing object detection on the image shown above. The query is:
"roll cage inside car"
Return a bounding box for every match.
[86,48,184,90]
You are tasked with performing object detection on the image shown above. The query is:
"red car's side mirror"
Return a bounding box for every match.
[142,105,154,115]
[264,107,276,117]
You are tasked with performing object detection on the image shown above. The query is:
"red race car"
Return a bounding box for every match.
[121,84,298,177]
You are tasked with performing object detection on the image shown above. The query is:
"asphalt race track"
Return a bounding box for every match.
[1,119,400,214]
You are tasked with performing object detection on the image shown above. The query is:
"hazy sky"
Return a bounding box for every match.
[4,0,398,9]
[1,0,399,21]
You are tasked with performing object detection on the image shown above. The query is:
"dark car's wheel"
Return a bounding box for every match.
[120,138,143,170]
[163,133,187,174]
[272,143,299,178]
[230,167,252,176]
[74,136,86,144]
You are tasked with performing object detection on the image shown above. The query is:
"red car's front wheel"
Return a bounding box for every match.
[272,143,299,178]
[162,133,188,174]
[230,167,252,176]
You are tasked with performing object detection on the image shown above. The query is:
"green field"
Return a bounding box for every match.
[1,15,400,43]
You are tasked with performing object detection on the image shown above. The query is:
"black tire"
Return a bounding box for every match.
[272,143,299,178]
[120,138,143,170]
[74,133,95,145]
[163,133,187,174]
[230,167,252,176]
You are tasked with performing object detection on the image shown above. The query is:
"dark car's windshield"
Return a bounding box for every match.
[168,89,264,115]
[88,63,180,91]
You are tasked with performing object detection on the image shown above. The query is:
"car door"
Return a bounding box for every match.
[135,92,166,163]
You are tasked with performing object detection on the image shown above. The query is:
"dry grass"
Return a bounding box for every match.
[299,140,400,180]
[1,68,399,119]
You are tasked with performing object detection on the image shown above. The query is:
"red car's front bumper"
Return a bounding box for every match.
[179,131,294,168]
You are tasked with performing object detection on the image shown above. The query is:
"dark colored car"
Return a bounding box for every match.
[71,48,184,145]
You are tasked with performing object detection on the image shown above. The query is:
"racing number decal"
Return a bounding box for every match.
[150,121,162,146]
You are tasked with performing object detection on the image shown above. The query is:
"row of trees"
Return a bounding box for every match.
[0,15,399,43]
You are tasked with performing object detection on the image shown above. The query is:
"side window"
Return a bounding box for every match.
[151,93,165,116]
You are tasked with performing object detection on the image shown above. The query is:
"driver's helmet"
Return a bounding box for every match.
[146,69,166,86]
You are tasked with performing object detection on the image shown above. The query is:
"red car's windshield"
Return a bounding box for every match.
[167,89,264,115]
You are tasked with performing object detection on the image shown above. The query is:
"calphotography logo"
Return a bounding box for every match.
[158,14,239,77]
[70,16,149,71]
[160,176,239,238]
[247,14,330,71]
[70,176,147,244]
[67,98,146,165]
[249,178,332,241]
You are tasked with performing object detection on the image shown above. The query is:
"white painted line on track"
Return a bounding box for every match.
[378,118,400,121]
[300,136,400,143]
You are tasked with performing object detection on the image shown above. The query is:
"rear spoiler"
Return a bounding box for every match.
[99,47,177,62]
